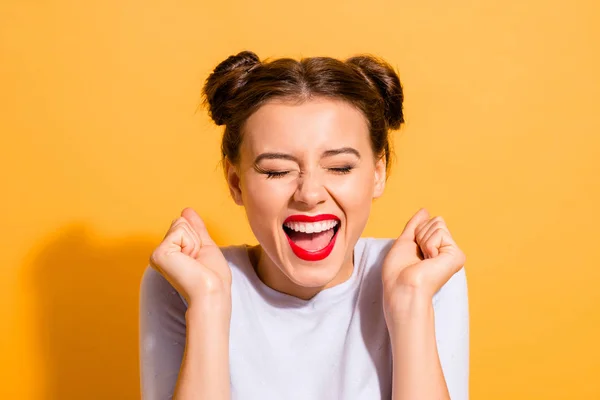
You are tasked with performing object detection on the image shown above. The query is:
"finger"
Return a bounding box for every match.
[167,219,199,257]
[173,219,201,258]
[162,218,179,240]
[423,228,444,258]
[419,217,450,247]
[417,250,463,295]
[390,212,429,265]
[424,228,458,259]
[415,217,435,245]
[399,208,430,240]
[181,207,216,247]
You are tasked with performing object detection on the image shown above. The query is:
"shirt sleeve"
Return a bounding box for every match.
[432,266,470,400]
[139,266,188,400]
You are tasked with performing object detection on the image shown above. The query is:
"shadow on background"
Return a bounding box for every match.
[29,224,157,400]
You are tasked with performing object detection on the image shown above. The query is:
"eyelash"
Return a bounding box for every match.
[264,166,354,179]
[265,171,288,179]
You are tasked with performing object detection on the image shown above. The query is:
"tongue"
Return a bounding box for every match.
[287,228,335,252]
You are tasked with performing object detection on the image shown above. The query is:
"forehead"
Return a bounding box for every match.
[241,97,370,156]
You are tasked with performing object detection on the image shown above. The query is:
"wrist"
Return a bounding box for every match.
[186,295,232,324]
[384,285,433,330]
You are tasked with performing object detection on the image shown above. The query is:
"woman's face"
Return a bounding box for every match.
[226,97,386,298]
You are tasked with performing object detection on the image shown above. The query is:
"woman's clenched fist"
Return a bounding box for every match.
[149,207,232,306]
[382,208,466,318]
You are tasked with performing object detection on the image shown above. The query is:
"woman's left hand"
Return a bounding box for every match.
[381,208,466,312]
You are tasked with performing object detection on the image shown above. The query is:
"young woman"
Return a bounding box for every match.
[139,51,469,400]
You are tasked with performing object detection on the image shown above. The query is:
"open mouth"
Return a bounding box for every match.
[282,214,341,262]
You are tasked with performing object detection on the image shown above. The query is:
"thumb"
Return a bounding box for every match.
[181,207,217,247]
[399,208,430,240]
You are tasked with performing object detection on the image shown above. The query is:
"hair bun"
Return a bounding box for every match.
[345,55,404,129]
[202,51,261,126]
[213,51,260,75]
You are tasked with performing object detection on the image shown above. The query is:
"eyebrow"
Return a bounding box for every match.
[322,147,361,159]
[254,147,361,164]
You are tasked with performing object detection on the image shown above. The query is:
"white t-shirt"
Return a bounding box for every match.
[139,237,469,400]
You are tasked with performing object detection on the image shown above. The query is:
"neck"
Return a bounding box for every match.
[248,245,354,301]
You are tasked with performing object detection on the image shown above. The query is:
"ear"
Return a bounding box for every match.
[225,159,244,206]
[373,155,386,199]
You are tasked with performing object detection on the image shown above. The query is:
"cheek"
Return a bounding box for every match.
[241,177,293,230]
[330,170,376,213]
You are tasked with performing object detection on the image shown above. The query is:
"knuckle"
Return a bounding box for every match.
[432,218,445,229]
[165,218,185,238]
[173,224,186,235]
[173,217,186,226]
[171,217,188,228]
[173,222,190,236]
[149,249,163,267]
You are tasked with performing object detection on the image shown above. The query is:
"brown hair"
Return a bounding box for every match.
[202,50,404,173]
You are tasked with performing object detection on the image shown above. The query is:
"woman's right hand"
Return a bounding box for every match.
[149,207,232,306]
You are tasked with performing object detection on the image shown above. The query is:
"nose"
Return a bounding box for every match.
[293,170,327,209]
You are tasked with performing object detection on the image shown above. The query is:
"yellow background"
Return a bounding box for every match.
[1,0,599,399]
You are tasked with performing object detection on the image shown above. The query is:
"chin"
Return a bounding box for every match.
[282,257,345,288]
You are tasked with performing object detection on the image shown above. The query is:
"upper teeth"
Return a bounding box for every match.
[284,220,339,234]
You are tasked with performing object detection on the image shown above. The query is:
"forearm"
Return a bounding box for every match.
[174,300,231,400]
[387,287,450,400]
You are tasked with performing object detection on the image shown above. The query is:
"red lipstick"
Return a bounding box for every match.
[283,214,340,262]
[283,214,340,224]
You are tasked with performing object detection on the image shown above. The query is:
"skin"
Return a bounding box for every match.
[149,97,466,400]
[225,97,386,300]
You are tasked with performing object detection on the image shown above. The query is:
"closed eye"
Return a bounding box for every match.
[329,166,353,175]
[254,163,294,179]
[257,166,354,179]
[264,170,290,179]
